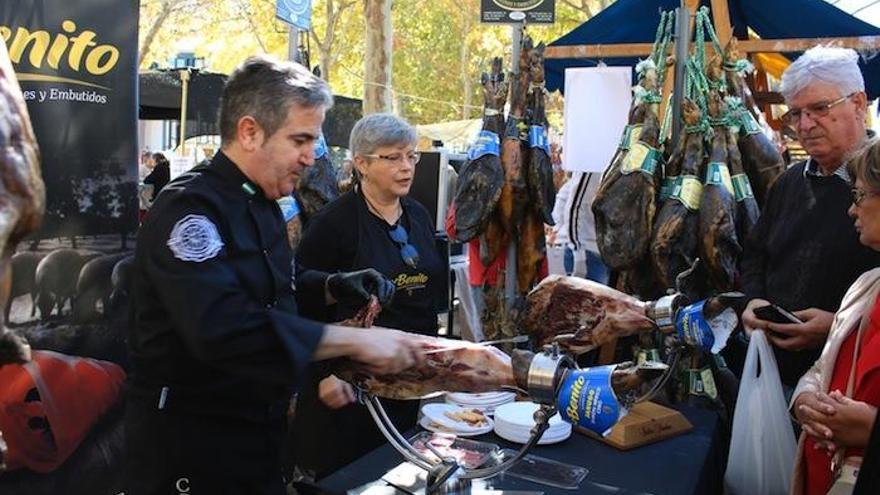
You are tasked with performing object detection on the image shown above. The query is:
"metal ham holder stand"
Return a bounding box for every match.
[355,337,559,494]
[360,389,555,494]
[356,320,684,494]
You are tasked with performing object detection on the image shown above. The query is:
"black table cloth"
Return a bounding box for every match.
[314,404,724,495]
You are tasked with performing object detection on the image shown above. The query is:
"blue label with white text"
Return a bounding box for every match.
[277,195,301,222]
[675,300,715,352]
[557,366,622,437]
[467,130,501,161]
[528,125,551,155]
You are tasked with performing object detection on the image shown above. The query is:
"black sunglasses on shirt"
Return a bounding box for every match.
[388,224,420,269]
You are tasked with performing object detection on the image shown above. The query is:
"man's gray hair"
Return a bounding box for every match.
[780,46,865,102]
[349,113,417,156]
[219,55,333,145]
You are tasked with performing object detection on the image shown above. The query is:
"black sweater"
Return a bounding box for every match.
[741,161,880,386]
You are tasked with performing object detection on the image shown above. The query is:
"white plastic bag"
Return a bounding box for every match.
[724,331,797,495]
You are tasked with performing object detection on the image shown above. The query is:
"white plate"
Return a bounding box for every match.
[494,421,572,445]
[419,416,494,437]
[493,401,565,428]
[493,421,571,440]
[446,391,516,405]
[421,403,493,434]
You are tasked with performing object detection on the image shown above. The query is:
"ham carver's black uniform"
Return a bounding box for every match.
[126,151,327,495]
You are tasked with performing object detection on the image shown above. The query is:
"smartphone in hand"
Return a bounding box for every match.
[754,304,804,325]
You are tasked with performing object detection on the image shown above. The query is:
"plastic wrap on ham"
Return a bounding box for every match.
[519,275,656,354]
[333,336,516,400]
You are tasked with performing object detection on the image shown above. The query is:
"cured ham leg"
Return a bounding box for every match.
[726,118,760,245]
[454,58,506,242]
[519,275,657,354]
[497,37,532,242]
[0,41,44,365]
[650,100,704,289]
[592,64,662,271]
[698,90,741,291]
[334,336,516,400]
[295,143,339,222]
[334,297,516,399]
[723,39,783,206]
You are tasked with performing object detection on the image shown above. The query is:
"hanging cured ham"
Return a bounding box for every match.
[651,100,704,289]
[723,39,784,206]
[453,58,507,242]
[524,43,555,227]
[725,111,760,245]
[295,136,339,222]
[593,63,662,271]
[516,42,552,292]
[698,90,740,291]
[494,37,533,251]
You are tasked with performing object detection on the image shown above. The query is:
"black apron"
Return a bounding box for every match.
[293,191,443,478]
[125,394,287,495]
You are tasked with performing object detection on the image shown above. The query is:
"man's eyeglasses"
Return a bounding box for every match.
[852,187,880,206]
[388,224,420,269]
[363,152,421,165]
[782,93,856,129]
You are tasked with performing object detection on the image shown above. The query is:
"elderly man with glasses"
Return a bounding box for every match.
[740,46,880,390]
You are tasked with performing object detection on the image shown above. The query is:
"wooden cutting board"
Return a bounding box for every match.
[574,401,693,450]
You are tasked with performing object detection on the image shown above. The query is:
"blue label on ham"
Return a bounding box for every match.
[315,134,328,159]
[675,300,715,352]
[467,130,501,160]
[277,195,300,222]
[528,125,551,155]
[557,365,623,437]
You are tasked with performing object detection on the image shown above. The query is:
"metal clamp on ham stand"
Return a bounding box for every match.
[358,386,556,494]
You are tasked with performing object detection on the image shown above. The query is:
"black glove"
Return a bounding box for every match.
[327,269,396,308]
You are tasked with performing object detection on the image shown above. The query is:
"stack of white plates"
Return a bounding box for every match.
[419,403,494,437]
[445,391,516,416]
[493,401,572,445]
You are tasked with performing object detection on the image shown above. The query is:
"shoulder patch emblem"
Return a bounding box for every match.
[167,214,224,262]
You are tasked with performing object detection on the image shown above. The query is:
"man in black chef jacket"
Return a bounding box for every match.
[125,56,422,495]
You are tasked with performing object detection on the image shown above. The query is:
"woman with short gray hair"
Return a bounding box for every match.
[292,113,445,476]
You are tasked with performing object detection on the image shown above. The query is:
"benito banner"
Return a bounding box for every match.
[0,0,139,244]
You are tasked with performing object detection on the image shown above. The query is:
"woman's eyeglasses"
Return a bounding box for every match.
[388,224,420,269]
[782,93,855,129]
[363,152,421,166]
[852,187,880,206]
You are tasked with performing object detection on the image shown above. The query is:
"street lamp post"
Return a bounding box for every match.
[179,67,191,156]
[171,51,204,158]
